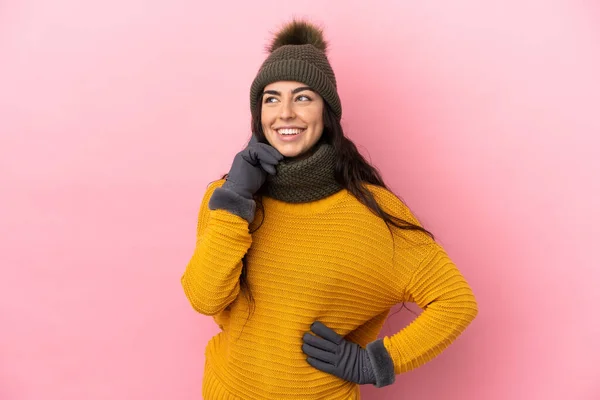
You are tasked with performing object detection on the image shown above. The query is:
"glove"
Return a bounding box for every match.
[208,136,283,222]
[302,321,396,387]
[221,136,283,200]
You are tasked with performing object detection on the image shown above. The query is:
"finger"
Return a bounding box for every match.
[259,160,277,175]
[306,357,337,375]
[240,146,263,165]
[257,143,284,161]
[302,343,337,364]
[311,321,343,345]
[255,147,282,165]
[303,332,338,353]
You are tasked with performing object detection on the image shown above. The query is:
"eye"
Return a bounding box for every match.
[296,95,311,101]
[263,96,278,104]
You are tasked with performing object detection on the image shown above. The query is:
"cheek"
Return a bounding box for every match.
[301,110,322,126]
[310,115,324,129]
[260,116,270,131]
[261,109,276,127]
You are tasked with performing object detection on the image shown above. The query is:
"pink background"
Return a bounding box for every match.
[1,1,599,399]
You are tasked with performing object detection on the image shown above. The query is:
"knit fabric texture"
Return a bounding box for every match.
[261,141,342,203]
[249,43,342,119]
[181,180,478,399]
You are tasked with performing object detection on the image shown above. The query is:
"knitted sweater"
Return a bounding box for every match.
[181,179,478,399]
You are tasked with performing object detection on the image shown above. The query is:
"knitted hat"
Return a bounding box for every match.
[249,20,342,120]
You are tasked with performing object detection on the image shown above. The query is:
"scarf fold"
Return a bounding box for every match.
[262,142,343,203]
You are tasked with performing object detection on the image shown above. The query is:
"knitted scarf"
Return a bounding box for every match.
[262,142,343,203]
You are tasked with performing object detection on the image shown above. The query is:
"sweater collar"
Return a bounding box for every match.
[261,141,343,203]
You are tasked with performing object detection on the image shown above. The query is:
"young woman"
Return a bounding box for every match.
[181,19,478,400]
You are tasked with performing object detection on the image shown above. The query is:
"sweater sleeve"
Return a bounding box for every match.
[382,242,479,373]
[180,179,253,316]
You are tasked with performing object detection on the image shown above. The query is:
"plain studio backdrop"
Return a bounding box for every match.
[1,1,599,399]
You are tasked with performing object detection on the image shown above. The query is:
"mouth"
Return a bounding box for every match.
[275,128,306,136]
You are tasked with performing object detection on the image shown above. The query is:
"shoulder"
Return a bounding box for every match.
[363,183,436,253]
[363,183,423,228]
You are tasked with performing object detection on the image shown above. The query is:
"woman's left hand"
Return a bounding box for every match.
[301,321,376,385]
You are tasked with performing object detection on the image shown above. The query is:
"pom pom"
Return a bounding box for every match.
[266,19,328,53]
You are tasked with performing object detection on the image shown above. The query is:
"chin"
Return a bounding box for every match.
[267,142,301,158]
[280,146,311,159]
[277,148,299,157]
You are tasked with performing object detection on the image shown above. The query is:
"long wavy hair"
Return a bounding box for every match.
[217,95,435,327]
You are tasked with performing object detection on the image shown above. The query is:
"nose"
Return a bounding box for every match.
[279,99,295,119]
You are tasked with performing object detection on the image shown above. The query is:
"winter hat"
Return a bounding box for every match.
[249,19,342,120]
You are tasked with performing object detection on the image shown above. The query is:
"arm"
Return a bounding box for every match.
[302,244,478,388]
[302,186,478,387]
[181,138,282,316]
[180,179,253,316]
[381,242,479,373]
[369,185,479,374]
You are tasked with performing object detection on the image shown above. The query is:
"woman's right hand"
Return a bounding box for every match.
[221,136,284,200]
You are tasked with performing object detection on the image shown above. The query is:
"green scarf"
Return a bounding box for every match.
[262,142,343,203]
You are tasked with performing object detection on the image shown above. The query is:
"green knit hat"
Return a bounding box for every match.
[250,20,342,120]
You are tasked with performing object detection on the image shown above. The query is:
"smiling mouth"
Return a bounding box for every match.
[276,128,306,136]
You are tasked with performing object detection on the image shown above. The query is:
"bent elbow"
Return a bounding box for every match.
[187,298,227,316]
[181,275,234,316]
[461,287,479,327]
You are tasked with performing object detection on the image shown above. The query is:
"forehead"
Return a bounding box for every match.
[263,81,308,91]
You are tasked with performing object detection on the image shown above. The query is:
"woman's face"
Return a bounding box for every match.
[261,80,324,159]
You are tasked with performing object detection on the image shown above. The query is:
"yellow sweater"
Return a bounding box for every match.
[181,179,478,399]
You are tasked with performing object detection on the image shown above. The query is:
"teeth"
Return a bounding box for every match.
[277,128,303,135]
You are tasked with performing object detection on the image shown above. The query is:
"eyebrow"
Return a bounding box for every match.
[262,86,314,96]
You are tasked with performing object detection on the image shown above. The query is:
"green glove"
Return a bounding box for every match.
[302,321,396,387]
